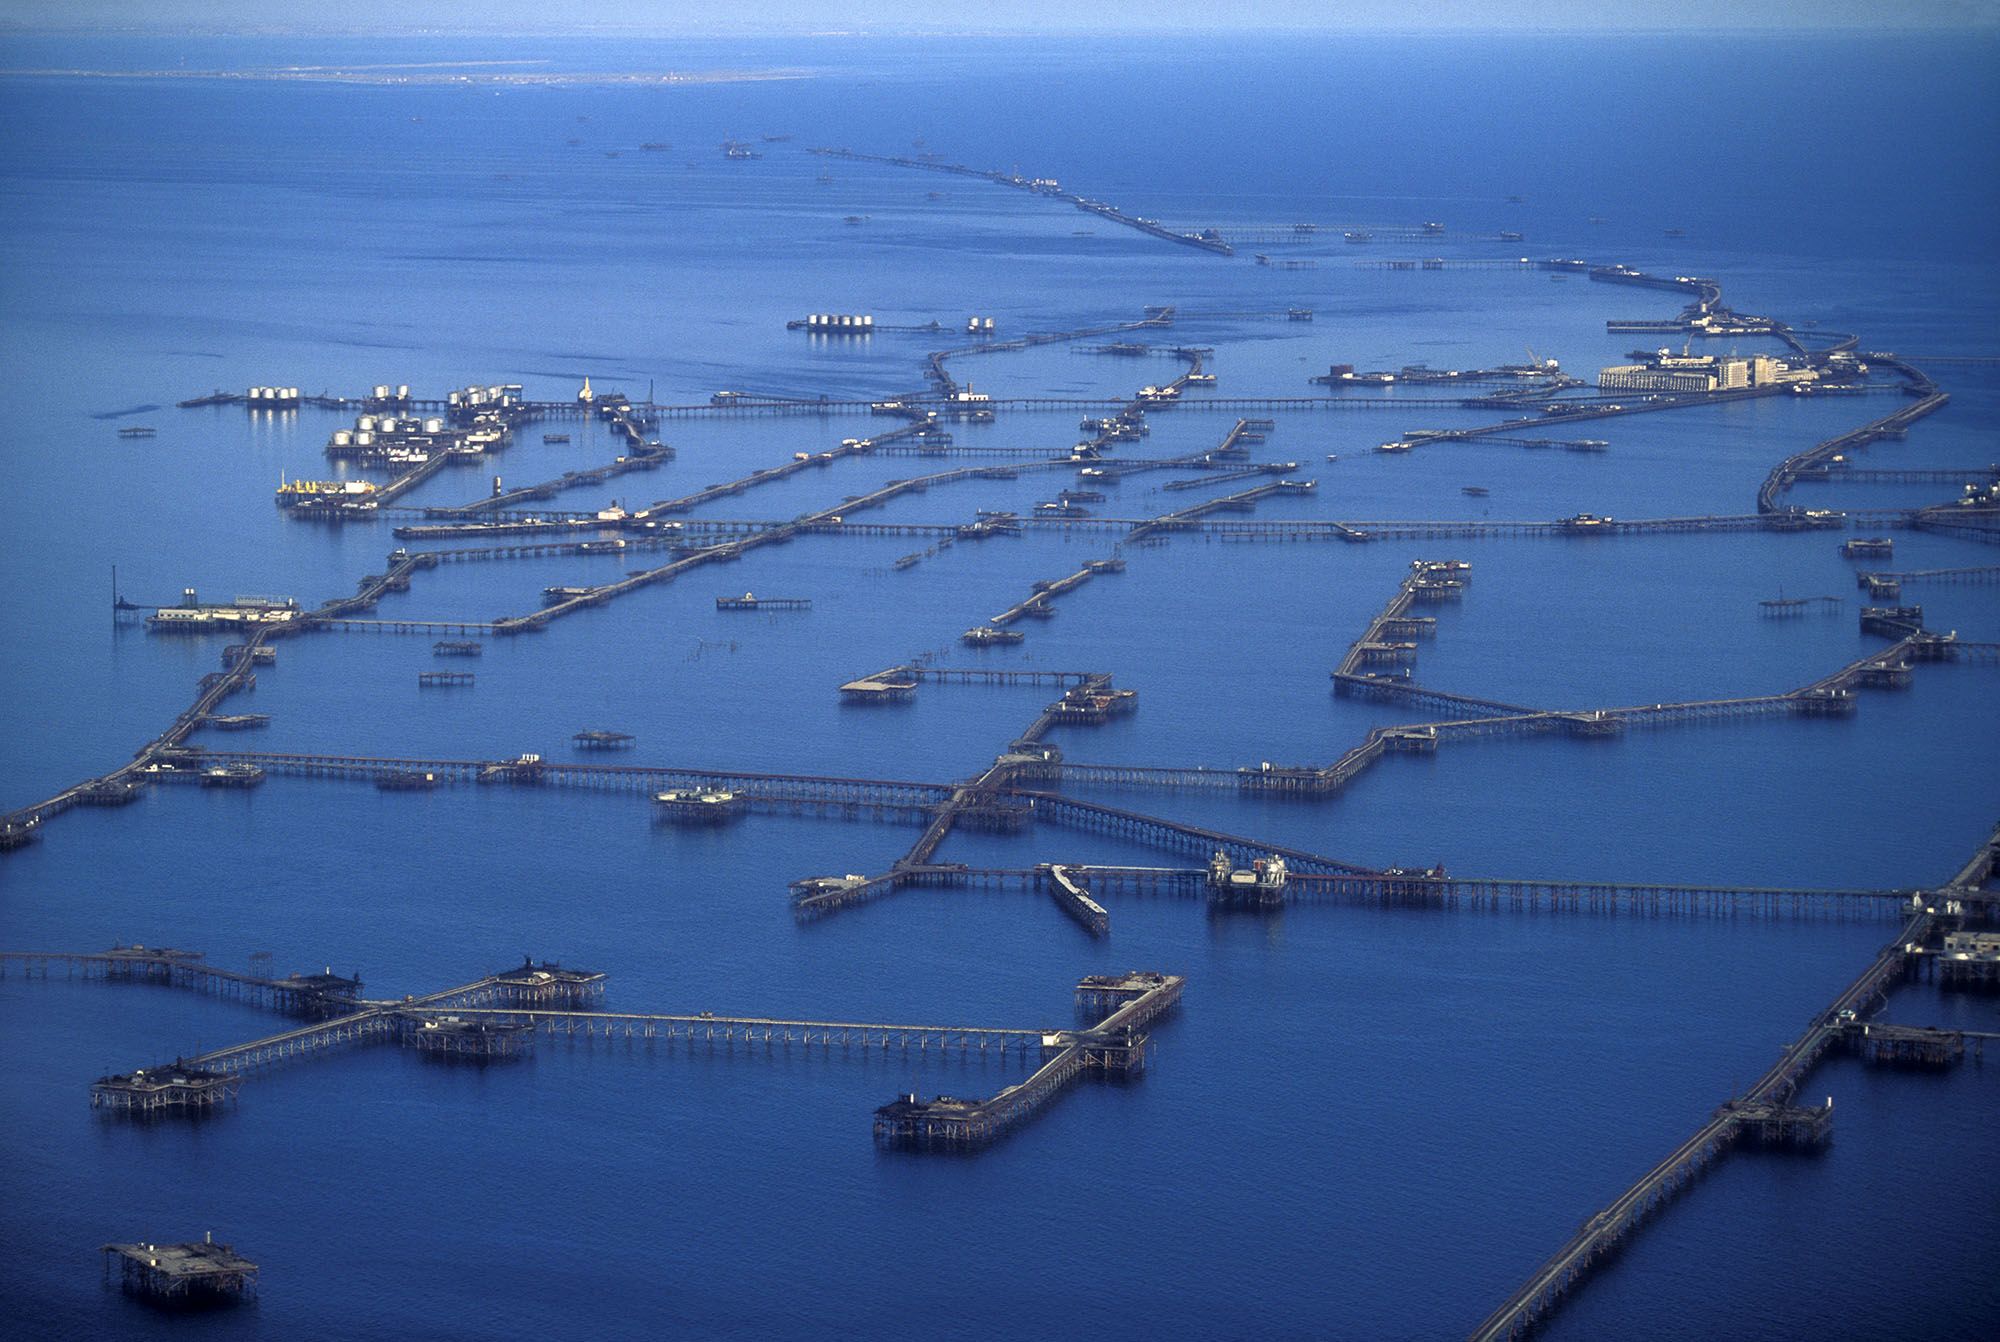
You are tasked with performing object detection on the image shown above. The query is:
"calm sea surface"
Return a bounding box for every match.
[0,31,1996,1341]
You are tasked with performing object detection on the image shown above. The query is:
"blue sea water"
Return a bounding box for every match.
[0,29,1996,1341]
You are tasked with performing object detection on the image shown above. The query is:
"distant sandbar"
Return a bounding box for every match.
[0,64,812,87]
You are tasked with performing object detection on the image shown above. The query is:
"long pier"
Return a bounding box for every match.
[1015,791,1375,876]
[1043,620,1972,809]
[1910,503,2000,545]
[795,674,1139,918]
[1795,464,1999,486]
[500,446,1087,634]
[1,611,286,847]
[53,952,1183,1150]
[182,749,953,807]
[635,393,1511,418]
[1467,820,1999,1341]
[927,314,1176,399]
[429,444,670,517]
[1467,911,1930,1341]
[899,676,1115,867]
[382,535,687,567]
[1856,564,2000,591]
[987,559,1121,627]
[916,864,1929,920]
[987,511,1861,543]
[1123,479,1311,544]
[354,449,459,511]
[814,146,1232,256]
[874,972,1185,1148]
[1758,354,1949,513]
[631,422,932,518]
[1330,558,1512,706]
[411,1007,1048,1054]
[0,947,362,1016]
[457,356,1248,638]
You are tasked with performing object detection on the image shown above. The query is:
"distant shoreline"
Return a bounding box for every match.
[0,66,814,86]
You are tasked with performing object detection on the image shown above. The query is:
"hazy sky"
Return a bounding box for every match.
[6,0,1998,34]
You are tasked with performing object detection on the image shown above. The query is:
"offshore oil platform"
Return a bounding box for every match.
[2,248,1994,1336]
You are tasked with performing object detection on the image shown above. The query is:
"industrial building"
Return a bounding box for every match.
[1598,350,1818,392]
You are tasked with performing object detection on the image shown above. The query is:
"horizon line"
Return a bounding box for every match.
[4,21,1998,38]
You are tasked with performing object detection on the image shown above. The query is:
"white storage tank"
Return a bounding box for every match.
[373,384,391,400]
[332,430,353,447]
[423,417,444,434]
[357,415,376,432]
[355,431,375,447]
[397,385,410,399]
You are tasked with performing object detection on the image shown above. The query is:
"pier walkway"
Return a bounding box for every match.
[1855,564,2000,591]
[82,958,605,1088]
[1467,912,1930,1342]
[184,749,952,808]
[814,146,1232,256]
[1042,569,1972,810]
[982,510,1885,544]
[0,947,361,1016]
[43,951,1183,1150]
[0,539,419,845]
[795,675,1144,918]
[1796,464,2000,486]
[428,444,671,517]
[874,972,1185,1148]
[927,315,1177,399]
[1758,355,1949,514]
[1466,819,1998,1341]
[407,1007,1048,1054]
[911,864,1925,920]
[1014,791,1376,876]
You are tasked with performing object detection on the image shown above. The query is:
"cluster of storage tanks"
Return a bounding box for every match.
[448,383,524,412]
[368,384,412,403]
[326,385,519,459]
[328,414,451,457]
[805,313,874,333]
[245,386,300,407]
